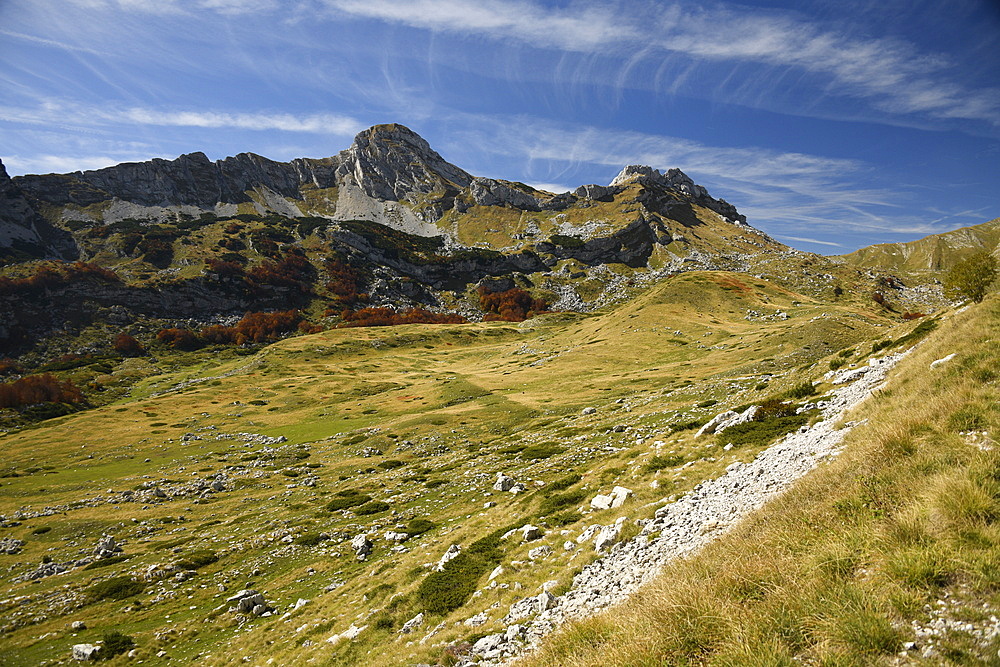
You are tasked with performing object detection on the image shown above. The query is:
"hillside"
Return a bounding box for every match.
[838,217,1000,275]
[0,127,996,666]
[0,264,948,665]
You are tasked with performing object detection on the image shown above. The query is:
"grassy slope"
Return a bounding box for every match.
[521,296,1000,666]
[0,271,927,666]
[838,217,1000,276]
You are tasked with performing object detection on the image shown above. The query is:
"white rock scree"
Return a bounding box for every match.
[458,351,908,666]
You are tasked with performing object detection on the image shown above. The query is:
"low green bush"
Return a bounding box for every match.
[294,532,325,547]
[547,473,582,492]
[405,518,435,537]
[520,443,565,459]
[378,459,405,470]
[89,576,146,601]
[325,491,371,512]
[416,526,510,614]
[83,555,130,570]
[645,454,684,472]
[175,550,218,570]
[97,631,134,660]
[355,500,390,515]
[539,489,586,515]
[720,414,809,448]
[669,418,706,433]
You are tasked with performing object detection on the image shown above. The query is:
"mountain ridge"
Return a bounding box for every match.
[3,124,758,257]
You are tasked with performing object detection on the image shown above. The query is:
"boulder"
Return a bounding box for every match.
[399,612,424,634]
[610,486,633,508]
[590,494,614,510]
[528,545,552,560]
[72,644,101,661]
[434,544,461,571]
[519,524,543,542]
[350,534,373,560]
[93,534,122,559]
[696,406,758,436]
[594,518,628,552]
[493,473,516,492]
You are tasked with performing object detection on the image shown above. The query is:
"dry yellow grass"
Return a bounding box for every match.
[519,297,1000,666]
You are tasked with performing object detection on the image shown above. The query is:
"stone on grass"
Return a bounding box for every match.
[72,644,101,661]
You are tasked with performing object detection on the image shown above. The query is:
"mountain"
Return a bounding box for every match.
[4,124,773,259]
[0,124,803,363]
[837,217,1000,274]
[2,124,999,667]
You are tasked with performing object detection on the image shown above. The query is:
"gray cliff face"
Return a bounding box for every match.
[0,159,76,258]
[13,152,313,209]
[4,125,748,232]
[610,165,747,225]
[334,124,472,203]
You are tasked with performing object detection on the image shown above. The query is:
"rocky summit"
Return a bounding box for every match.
[1,125,999,666]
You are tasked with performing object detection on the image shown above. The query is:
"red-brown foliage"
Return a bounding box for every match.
[0,374,84,408]
[200,310,304,345]
[872,292,887,306]
[338,307,466,328]
[298,321,324,335]
[113,333,146,357]
[0,261,120,296]
[156,328,202,351]
[204,258,246,280]
[477,286,548,322]
[324,258,365,305]
[247,252,313,291]
[0,358,23,376]
[901,311,926,320]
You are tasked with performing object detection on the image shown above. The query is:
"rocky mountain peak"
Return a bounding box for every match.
[336,123,473,202]
[610,164,746,225]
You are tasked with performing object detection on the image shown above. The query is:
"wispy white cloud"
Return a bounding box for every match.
[320,0,999,126]
[322,0,636,52]
[3,153,155,174]
[775,235,844,248]
[0,101,363,136]
[118,108,363,134]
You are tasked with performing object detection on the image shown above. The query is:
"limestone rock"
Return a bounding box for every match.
[434,544,461,571]
[528,545,552,560]
[696,406,759,437]
[72,644,101,661]
[351,534,373,561]
[590,494,614,510]
[493,473,517,492]
[520,524,543,542]
[400,612,424,634]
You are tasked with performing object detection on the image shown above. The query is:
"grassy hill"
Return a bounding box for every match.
[838,217,1000,276]
[0,266,948,665]
[523,295,1000,666]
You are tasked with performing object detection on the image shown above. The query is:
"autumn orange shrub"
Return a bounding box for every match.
[247,252,313,290]
[112,333,146,357]
[156,328,202,351]
[477,286,548,322]
[338,307,466,328]
[0,374,84,408]
[0,359,23,376]
[200,310,304,345]
[204,258,246,280]
[324,258,365,305]
[0,261,120,296]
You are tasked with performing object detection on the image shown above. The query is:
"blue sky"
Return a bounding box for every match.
[1,0,998,253]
